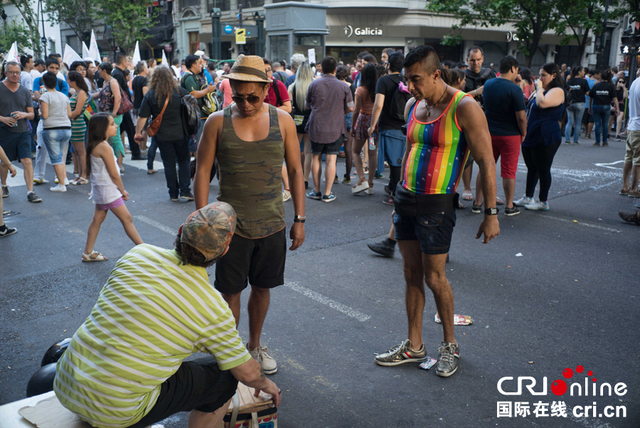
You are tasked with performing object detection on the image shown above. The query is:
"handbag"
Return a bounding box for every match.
[146,96,170,137]
[223,383,277,428]
[116,87,133,115]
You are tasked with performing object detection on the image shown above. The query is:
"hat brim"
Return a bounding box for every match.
[222,73,271,83]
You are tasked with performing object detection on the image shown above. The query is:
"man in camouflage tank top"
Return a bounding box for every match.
[195,55,305,375]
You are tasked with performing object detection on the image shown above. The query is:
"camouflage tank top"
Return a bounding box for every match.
[217,104,285,239]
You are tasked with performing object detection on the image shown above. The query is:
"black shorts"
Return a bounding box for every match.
[311,137,342,155]
[0,131,32,161]
[215,228,287,294]
[128,356,238,428]
[393,211,456,255]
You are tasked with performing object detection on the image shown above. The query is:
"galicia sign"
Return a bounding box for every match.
[343,25,383,37]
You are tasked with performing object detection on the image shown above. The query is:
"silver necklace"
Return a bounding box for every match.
[423,87,448,117]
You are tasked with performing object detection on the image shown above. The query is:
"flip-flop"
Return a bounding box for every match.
[82,251,107,262]
[72,177,89,185]
[462,190,473,201]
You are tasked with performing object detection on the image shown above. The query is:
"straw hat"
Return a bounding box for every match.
[222,54,271,83]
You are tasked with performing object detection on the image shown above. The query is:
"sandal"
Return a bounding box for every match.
[620,188,630,196]
[82,251,108,262]
[618,211,640,226]
[462,190,473,201]
[496,197,504,205]
[352,180,370,194]
[72,177,89,185]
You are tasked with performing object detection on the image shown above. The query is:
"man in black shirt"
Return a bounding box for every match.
[112,54,145,160]
[464,46,497,99]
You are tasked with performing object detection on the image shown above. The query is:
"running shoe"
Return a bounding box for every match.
[367,238,396,258]
[342,175,351,185]
[49,184,67,193]
[514,195,533,207]
[2,186,8,198]
[382,196,394,205]
[27,192,42,203]
[0,225,17,238]
[504,206,520,216]
[282,190,291,202]
[375,339,427,366]
[524,201,549,211]
[33,178,49,185]
[322,192,336,203]
[248,344,277,374]
[180,192,195,201]
[435,342,460,377]
[307,190,322,200]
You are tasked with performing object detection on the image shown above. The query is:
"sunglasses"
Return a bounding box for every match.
[232,95,261,104]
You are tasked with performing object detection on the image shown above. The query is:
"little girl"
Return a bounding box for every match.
[82,113,142,261]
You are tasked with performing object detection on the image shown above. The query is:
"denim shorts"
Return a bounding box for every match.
[311,137,343,155]
[379,129,406,167]
[345,112,353,132]
[42,128,71,165]
[394,211,456,255]
[0,130,32,161]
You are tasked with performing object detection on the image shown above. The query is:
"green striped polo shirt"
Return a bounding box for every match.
[53,244,250,428]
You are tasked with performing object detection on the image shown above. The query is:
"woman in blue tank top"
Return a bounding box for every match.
[515,63,565,211]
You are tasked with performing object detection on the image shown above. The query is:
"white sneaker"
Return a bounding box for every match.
[54,178,70,185]
[50,184,67,193]
[514,195,533,207]
[282,190,291,202]
[248,344,277,374]
[524,201,549,211]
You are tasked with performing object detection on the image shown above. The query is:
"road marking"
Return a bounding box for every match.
[594,160,625,170]
[134,215,176,235]
[517,163,621,182]
[284,281,371,322]
[539,214,621,233]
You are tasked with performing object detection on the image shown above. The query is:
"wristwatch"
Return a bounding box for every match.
[294,215,306,223]
[484,207,499,215]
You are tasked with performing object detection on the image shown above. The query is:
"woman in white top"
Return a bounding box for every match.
[39,71,72,192]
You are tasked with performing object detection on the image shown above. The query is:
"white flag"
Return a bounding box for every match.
[82,42,93,63]
[89,30,101,63]
[132,41,141,66]
[6,42,19,63]
[161,49,168,67]
[63,44,83,67]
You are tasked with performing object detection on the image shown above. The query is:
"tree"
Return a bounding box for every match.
[554,0,606,67]
[43,0,95,45]
[0,19,33,53]
[9,0,42,56]
[427,0,561,68]
[94,0,155,54]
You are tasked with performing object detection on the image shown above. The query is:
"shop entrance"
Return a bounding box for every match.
[326,46,404,66]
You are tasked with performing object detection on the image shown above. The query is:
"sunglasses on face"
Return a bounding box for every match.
[232,95,261,104]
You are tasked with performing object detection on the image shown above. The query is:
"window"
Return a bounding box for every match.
[207,0,231,11]
[183,0,199,7]
[188,31,200,54]
[269,35,288,63]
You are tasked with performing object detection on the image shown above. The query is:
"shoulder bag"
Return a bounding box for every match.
[146,96,170,137]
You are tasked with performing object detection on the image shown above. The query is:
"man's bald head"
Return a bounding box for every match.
[403,45,440,75]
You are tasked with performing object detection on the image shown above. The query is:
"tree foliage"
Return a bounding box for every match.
[0,19,33,53]
[43,0,94,45]
[9,0,42,56]
[94,0,155,54]
[553,0,605,65]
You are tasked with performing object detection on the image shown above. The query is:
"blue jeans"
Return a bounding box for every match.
[564,102,585,143]
[592,104,611,145]
[157,137,191,198]
[147,137,158,170]
[42,128,71,165]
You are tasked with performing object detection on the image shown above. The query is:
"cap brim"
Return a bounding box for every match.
[222,73,271,83]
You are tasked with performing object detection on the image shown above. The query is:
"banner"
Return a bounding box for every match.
[161,49,168,67]
[63,44,83,67]
[89,30,101,63]
[5,42,19,63]
[132,41,141,66]
[82,42,93,63]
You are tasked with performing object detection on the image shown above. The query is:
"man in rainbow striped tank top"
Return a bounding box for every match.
[375,46,500,377]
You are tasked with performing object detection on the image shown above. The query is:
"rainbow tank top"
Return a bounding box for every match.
[402,90,470,195]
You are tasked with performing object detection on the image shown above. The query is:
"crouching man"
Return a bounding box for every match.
[53,201,281,428]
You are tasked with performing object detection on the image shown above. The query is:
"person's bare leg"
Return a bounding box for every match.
[222,292,242,327]
[303,136,312,183]
[1,162,8,186]
[21,158,34,193]
[324,154,337,195]
[367,148,377,187]
[475,173,483,206]
[110,204,143,245]
[84,207,108,255]
[53,164,67,186]
[462,163,473,194]
[388,224,395,242]
[352,139,366,183]
[422,253,455,344]
[247,286,270,350]
[397,240,425,349]
[622,161,632,192]
[311,154,322,193]
[631,165,640,192]
[587,122,594,137]
[188,399,232,428]
[503,177,516,208]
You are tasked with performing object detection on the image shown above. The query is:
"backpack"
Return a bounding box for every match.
[180,71,220,118]
[389,75,412,123]
[181,93,201,137]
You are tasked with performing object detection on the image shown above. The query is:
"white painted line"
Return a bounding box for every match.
[134,215,176,235]
[517,163,621,182]
[284,281,371,322]
[595,160,625,170]
[539,214,621,233]
[590,181,618,191]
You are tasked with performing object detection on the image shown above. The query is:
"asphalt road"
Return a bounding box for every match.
[1,134,639,428]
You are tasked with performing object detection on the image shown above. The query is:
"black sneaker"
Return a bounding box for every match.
[367,238,396,258]
[471,201,482,214]
[27,192,42,203]
[170,196,179,202]
[504,205,520,216]
[2,186,8,198]
[180,192,195,201]
[0,225,17,238]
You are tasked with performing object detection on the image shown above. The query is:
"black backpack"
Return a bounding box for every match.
[389,75,412,122]
[181,93,201,137]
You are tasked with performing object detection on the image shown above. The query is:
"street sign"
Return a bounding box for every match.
[620,45,640,55]
[224,24,233,34]
[236,28,246,45]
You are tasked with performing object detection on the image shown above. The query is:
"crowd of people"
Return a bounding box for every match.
[0,43,639,426]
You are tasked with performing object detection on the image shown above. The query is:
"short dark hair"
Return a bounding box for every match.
[499,55,519,74]
[356,51,370,60]
[116,53,128,66]
[467,46,483,56]
[20,54,32,69]
[185,54,199,70]
[207,61,216,71]
[456,62,467,69]
[336,65,350,80]
[263,58,272,66]
[279,60,286,68]
[42,71,58,90]
[34,58,45,67]
[45,58,60,68]
[98,62,113,75]
[173,236,216,268]
[321,56,337,74]
[404,46,440,75]
[388,52,404,73]
[362,54,377,65]
[171,58,179,66]
[70,60,87,71]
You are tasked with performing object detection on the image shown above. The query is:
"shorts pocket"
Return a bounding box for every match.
[416,212,445,229]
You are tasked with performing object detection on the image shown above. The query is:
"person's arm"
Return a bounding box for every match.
[345,88,354,114]
[467,86,484,97]
[110,79,121,116]
[134,94,152,147]
[515,110,527,143]
[142,85,148,96]
[0,146,17,178]
[60,79,69,97]
[279,110,305,250]
[40,99,49,120]
[535,87,564,108]
[612,96,619,115]
[278,100,292,113]
[97,142,128,199]
[455,96,500,244]
[69,91,88,119]
[186,75,215,99]
[351,93,362,136]
[368,93,385,137]
[229,359,281,407]
[194,112,224,209]
[66,101,72,120]
[32,78,41,101]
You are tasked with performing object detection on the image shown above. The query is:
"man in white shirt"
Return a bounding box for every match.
[622,68,640,198]
[30,58,45,80]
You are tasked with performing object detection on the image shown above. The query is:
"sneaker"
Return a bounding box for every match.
[2,186,8,198]
[382,196,394,205]
[367,238,396,258]
[0,225,17,238]
[375,339,427,366]
[374,171,385,179]
[524,200,549,211]
[435,342,460,377]
[593,142,600,146]
[383,185,392,197]
[352,181,369,194]
[342,175,351,185]
[334,176,339,184]
[170,196,179,202]
[50,184,67,193]
[180,192,195,201]
[504,205,520,216]
[322,192,336,203]
[471,201,482,214]
[33,178,49,185]
[248,345,277,374]
[54,178,70,185]
[147,169,158,175]
[27,192,42,203]
[603,142,609,147]
[306,190,322,200]
[282,189,291,202]
[514,195,533,207]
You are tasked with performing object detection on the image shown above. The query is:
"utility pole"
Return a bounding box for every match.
[254,11,264,57]
[211,8,222,60]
